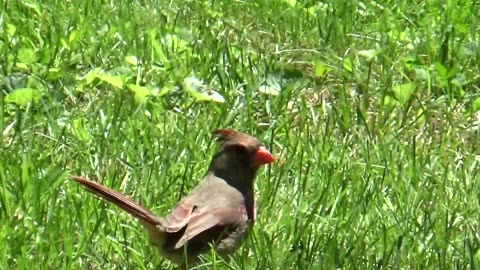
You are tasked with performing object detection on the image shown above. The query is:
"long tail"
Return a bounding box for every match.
[71,176,165,226]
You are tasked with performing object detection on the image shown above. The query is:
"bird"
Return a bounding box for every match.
[71,129,274,269]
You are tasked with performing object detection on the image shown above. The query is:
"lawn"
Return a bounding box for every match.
[1,0,480,269]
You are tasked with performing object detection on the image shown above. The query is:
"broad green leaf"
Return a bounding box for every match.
[308,3,329,15]
[183,77,225,103]
[80,67,102,85]
[17,48,38,65]
[392,83,416,105]
[358,49,381,61]
[434,63,447,78]
[183,76,204,97]
[314,61,333,77]
[47,68,62,80]
[284,0,296,7]
[107,66,133,76]
[68,29,80,44]
[343,58,353,73]
[60,38,70,50]
[99,74,126,88]
[128,84,151,102]
[402,56,417,70]
[454,23,468,34]
[473,98,480,112]
[382,95,398,108]
[258,85,280,96]
[259,73,282,96]
[125,56,138,66]
[446,65,460,79]
[451,73,466,87]
[5,88,44,106]
[197,90,225,103]
[474,249,480,269]
[7,23,16,36]
[159,83,175,97]
[16,63,29,70]
[413,68,428,81]
[61,30,81,50]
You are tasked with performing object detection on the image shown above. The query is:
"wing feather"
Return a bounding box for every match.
[173,207,247,249]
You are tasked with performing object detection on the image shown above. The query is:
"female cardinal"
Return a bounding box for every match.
[72,129,274,268]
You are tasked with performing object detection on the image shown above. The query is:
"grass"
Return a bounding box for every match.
[1,0,480,269]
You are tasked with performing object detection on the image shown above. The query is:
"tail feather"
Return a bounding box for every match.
[71,176,165,226]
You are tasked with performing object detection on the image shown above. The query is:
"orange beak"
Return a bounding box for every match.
[253,146,275,167]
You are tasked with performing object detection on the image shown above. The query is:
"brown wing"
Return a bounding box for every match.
[164,202,198,233]
[173,206,248,249]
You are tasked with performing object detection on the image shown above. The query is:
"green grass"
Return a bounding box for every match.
[1,0,480,269]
